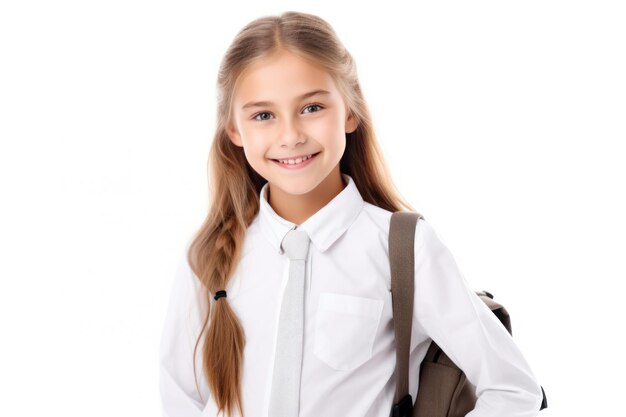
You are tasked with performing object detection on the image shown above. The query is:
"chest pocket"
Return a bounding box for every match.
[313,292,384,371]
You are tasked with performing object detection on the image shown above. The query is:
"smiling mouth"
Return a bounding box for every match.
[270,152,321,165]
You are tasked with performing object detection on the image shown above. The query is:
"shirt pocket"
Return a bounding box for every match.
[313,292,384,371]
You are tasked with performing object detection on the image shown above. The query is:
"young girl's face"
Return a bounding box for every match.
[226,50,357,198]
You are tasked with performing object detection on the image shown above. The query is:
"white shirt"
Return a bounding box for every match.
[159,173,544,417]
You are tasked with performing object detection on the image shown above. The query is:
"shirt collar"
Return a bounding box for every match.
[258,173,365,254]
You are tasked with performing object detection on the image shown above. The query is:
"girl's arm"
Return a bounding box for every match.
[159,253,210,417]
[412,219,544,417]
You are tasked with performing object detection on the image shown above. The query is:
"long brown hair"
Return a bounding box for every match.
[187,10,416,417]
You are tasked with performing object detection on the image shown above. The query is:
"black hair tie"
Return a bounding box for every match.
[214,290,227,301]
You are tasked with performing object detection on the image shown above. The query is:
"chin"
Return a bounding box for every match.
[273,179,321,197]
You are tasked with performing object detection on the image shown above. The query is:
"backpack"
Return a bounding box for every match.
[388,211,548,417]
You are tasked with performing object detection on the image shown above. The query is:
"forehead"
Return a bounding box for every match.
[233,51,338,107]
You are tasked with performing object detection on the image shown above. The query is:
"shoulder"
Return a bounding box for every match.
[362,203,436,242]
[359,204,446,256]
[379,210,451,260]
[358,202,438,239]
[413,216,439,250]
[360,201,394,232]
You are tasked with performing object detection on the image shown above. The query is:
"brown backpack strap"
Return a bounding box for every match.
[390,214,548,414]
[389,211,423,416]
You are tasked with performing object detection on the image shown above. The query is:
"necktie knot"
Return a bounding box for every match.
[281,228,310,260]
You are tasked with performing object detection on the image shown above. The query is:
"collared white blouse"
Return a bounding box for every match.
[159,173,544,417]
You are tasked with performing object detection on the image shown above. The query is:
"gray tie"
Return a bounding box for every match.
[268,227,311,417]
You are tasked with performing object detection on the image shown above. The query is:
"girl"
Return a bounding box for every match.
[159,11,544,417]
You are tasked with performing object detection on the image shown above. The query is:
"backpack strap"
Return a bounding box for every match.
[389,212,548,414]
[389,211,423,416]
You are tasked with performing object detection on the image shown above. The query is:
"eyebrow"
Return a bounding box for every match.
[241,89,331,110]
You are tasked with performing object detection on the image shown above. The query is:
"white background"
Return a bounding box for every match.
[1,1,624,415]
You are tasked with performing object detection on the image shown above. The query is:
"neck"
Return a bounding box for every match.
[268,167,346,225]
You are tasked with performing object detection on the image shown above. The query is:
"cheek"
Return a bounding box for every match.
[243,142,267,162]
[309,114,343,138]
[241,130,269,155]
[241,145,269,174]
[317,115,347,146]
[330,138,347,159]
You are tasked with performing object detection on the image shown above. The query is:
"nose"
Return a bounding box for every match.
[278,116,306,148]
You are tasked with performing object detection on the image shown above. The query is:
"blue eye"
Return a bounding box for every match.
[303,104,322,113]
[252,103,324,121]
[253,112,273,121]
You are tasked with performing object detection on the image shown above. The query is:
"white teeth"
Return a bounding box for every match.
[278,154,313,165]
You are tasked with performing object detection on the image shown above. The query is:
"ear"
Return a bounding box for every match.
[345,109,357,134]
[226,121,243,147]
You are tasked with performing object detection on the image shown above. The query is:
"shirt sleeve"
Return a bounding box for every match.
[159,252,211,417]
[412,218,543,416]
